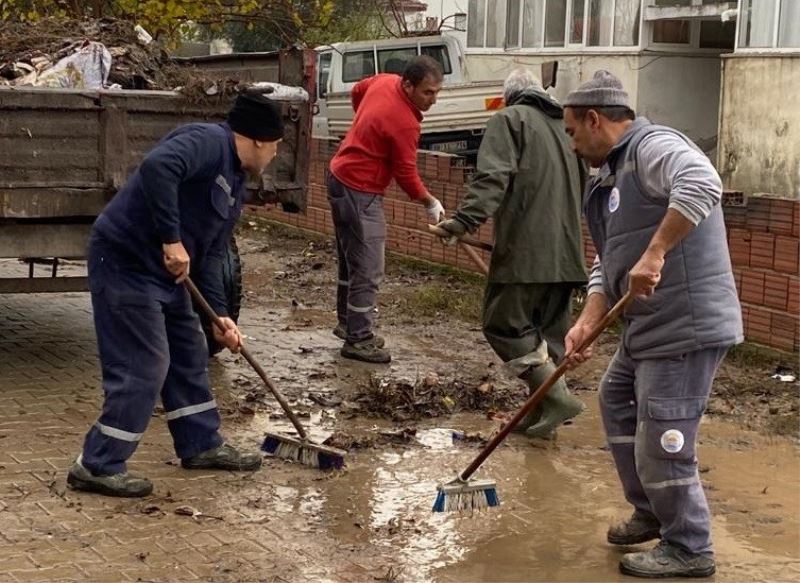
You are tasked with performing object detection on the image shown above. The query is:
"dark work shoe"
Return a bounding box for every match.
[608,510,662,545]
[619,541,716,578]
[181,443,262,471]
[341,338,391,364]
[67,460,153,498]
[333,324,385,348]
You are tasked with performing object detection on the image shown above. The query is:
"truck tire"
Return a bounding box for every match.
[194,237,243,357]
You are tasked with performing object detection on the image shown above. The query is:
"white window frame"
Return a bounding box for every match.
[734,0,800,54]
[466,0,645,54]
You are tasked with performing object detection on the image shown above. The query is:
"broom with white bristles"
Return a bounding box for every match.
[186,278,346,471]
[433,291,633,513]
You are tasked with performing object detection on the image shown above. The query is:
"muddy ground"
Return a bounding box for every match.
[230,217,799,442]
[1,217,798,583]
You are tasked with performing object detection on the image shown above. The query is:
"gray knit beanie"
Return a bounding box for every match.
[563,70,630,108]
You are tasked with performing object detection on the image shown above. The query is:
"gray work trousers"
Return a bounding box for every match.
[327,173,385,343]
[600,344,729,555]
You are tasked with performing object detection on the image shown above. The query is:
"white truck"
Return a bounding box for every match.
[313,35,505,160]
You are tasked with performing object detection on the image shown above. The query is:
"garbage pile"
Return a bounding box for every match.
[0,17,237,98]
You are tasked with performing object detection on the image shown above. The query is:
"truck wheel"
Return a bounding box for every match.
[195,237,243,357]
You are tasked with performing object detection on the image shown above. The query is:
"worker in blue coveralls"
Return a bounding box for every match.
[67,93,284,498]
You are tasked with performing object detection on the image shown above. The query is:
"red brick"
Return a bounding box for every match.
[723,206,747,229]
[727,228,751,267]
[788,278,800,314]
[750,232,775,269]
[740,270,765,304]
[764,273,789,310]
[746,197,772,232]
[774,235,800,275]
[768,199,797,236]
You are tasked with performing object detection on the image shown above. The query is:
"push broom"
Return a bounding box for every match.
[185,278,346,470]
[432,290,634,512]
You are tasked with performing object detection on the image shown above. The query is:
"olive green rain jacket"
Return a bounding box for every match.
[453,89,588,285]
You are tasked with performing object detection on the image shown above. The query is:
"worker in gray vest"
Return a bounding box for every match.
[562,71,742,578]
[435,68,587,438]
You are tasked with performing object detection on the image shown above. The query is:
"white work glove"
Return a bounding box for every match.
[425,196,446,223]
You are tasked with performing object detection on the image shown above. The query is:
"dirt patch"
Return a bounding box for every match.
[351,372,521,422]
[235,217,799,441]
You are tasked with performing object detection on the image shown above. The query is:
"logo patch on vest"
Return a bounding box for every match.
[660,429,684,453]
[608,187,620,213]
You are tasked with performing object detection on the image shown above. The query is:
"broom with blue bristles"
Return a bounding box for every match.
[433,291,633,513]
[186,278,346,471]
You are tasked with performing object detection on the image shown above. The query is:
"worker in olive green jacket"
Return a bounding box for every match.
[436,68,588,438]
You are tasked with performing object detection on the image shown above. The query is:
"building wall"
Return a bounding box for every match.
[718,55,800,200]
[463,52,722,153]
[250,138,800,354]
[636,55,721,155]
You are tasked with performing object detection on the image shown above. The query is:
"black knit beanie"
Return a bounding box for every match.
[227,93,284,142]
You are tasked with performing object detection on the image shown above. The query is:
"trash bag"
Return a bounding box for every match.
[31,41,112,89]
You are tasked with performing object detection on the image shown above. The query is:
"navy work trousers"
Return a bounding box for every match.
[79,235,223,475]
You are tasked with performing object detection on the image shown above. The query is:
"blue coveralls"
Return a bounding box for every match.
[79,123,245,476]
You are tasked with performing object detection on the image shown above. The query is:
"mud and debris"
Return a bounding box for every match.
[0,17,242,98]
[0,220,798,582]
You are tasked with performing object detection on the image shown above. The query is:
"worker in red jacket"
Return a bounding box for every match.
[328,56,445,363]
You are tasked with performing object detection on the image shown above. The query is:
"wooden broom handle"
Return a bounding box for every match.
[427,224,490,275]
[185,277,308,440]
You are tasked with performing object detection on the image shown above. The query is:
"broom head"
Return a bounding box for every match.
[261,432,346,470]
[432,477,499,513]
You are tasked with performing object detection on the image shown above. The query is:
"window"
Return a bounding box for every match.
[778,0,800,48]
[466,0,641,49]
[487,0,508,47]
[588,0,613,46]
[614,0,640,46]
[545,0,568,46]
[318,52,331,98]
[522,0,544,47]
[570,0,586,43]
[653,19,690,44]
[467,0,486,47]
[739,0,800,49]
[377,48,416,75]
[699,20,735,50]
[506,0,522,48]
[421,45,453,74]
[342,50,375,83]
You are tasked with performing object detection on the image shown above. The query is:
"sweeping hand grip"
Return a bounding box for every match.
[459,291,634,481]
[427,224,494,252]
[184,278,308,440]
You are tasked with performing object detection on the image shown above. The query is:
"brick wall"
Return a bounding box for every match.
[250,138,800,354]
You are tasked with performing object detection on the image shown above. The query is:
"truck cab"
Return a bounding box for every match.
[313,35,467,138]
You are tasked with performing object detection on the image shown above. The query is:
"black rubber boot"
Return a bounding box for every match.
[182,443,262,471]
[67,460,153,498]
[608,510,662,545]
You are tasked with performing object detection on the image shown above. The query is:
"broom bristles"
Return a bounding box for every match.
[432,478,499,513]
[261,434,345,470]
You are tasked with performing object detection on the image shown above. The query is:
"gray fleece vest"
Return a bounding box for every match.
[585,119,743,359]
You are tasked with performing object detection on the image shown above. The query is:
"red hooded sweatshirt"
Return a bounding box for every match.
[329,74,427,200]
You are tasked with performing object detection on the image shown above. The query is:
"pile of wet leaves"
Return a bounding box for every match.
[352,372,524,422]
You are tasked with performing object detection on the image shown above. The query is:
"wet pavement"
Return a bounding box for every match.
[0,233,799,582]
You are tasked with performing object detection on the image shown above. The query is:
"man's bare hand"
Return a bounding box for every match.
[212,317,243,353]
[628,247,665,298]
[564,322,597,369]
[163,242,190,283]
